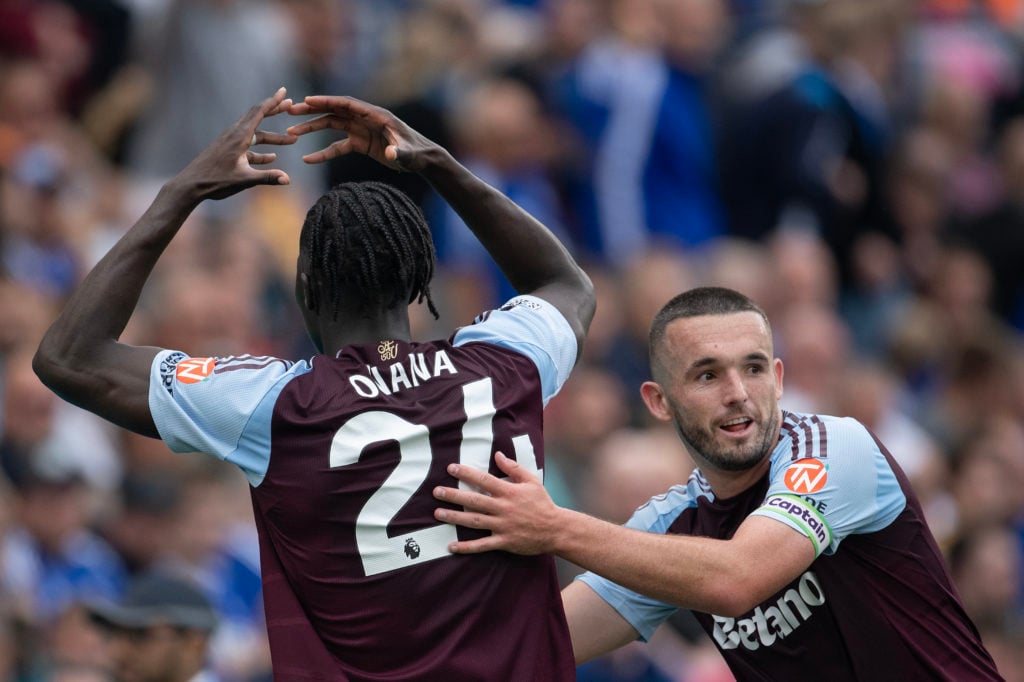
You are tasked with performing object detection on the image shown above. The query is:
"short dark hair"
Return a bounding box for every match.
[648,287,770,378]
[298,181,439,320]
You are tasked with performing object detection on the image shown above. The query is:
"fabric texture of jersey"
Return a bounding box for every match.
[149,295,578,681]
[579,411,1002,682]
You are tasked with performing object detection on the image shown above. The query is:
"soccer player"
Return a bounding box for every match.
[33,89,595,680]
[434,287,1004,681]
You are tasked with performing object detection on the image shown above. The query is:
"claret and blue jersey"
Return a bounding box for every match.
[147,295,578,681]
[581,411,1003,681]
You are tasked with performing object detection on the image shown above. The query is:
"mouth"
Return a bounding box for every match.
[719,416,753,435]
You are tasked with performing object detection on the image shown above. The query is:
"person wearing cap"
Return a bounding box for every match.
[87,570,218,682]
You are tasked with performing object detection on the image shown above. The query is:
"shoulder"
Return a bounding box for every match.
[454,296,570,341]
[452,295,578,404]
[627,471,709,534]
[776,411,875,462]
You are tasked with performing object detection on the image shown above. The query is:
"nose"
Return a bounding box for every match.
[722,369,749,405]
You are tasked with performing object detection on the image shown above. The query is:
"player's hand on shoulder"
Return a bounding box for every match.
[170,87,296,201]
[286,95,444,173]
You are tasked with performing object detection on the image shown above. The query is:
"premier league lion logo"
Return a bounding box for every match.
[404,537,421,559]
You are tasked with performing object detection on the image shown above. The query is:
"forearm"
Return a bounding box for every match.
[548,509,729,613]
[40,183,196,355]
[418,149,589,298]
[32,181,197,434]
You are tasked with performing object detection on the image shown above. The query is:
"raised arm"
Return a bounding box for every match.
[286,96,595,356]
[33,88,296,436]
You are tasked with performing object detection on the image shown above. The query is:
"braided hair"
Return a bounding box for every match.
[298,181,439,320]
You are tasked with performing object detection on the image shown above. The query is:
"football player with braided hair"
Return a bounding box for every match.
[34,89,594,680]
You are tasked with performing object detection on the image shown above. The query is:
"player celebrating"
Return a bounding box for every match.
[435,286,1003,681]
[34,89,594,680]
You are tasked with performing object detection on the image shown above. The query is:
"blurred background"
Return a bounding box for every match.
[0,0,1022,680]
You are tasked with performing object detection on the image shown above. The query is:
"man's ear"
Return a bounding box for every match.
[299,272,318,313]
[774,358,784,401]
[640,381,672,422]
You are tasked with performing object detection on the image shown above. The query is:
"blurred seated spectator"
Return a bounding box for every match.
[154,461,269,681]
[599,247,697,419]
[0,444,126,680]
[437,75,573,317]
[2,143,79,300]
[87,569,219,682]
[950,523,1024,636]
[553,0,725,266]
[717,0,901,290]
[949,117,1024,330]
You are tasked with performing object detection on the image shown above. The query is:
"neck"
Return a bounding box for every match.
[318,307,412,356]
[699,456,773,500]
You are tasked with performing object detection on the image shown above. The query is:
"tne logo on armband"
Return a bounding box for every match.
[175,357,215,384]
[784,458,828,494]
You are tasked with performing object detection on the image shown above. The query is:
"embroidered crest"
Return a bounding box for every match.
[378,340,399,362]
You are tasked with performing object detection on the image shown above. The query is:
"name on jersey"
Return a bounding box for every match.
[349,349,457,398]
[713,571,826,651]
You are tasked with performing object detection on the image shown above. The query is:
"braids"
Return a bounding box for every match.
[299,181,439,320]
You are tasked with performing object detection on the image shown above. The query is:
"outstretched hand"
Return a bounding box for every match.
[433,452,562,556]
[286,96,440,172]
[175,87,297,201]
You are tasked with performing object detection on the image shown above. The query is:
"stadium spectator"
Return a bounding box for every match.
[552,0,725,266]
[87,569,219,682]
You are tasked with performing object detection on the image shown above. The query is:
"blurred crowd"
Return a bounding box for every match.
[0,0,1023,680]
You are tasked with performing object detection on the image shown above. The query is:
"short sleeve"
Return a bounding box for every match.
[451,295,577,404]
[751,415,907,556]
[576,485,693,642]
[149,350,311,485]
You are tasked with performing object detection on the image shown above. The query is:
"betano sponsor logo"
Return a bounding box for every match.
[713,571,826,650]
[784,457,828,494]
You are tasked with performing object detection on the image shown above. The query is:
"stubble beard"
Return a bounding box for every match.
[671,403,780,473]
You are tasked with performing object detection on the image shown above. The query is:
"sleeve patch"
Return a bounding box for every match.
[498,297,542,312]
[159,351,188,395]
[783,457,829,494]
[175,357,216,384]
